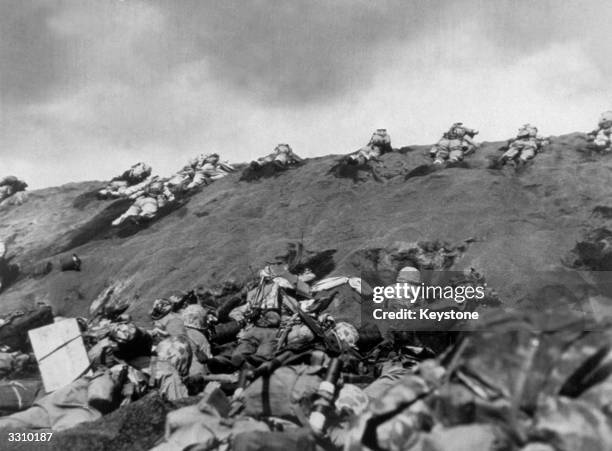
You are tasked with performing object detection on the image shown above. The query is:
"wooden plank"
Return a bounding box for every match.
[28,318,90,393]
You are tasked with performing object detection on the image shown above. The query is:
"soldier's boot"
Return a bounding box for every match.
[515,158,528,170]
[448,157,462,165]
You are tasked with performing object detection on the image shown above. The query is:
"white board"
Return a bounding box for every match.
[28,318,90,392]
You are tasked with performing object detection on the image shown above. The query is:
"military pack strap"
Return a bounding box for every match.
[9,382,25,410]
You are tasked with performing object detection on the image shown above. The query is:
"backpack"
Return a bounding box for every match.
[0,176,27,192]
[242,364,323,422]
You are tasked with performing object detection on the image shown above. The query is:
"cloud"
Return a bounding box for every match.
[3,0,612,107]
[0,1,68,104]
[0,0,171,105]
[155,0,428,105]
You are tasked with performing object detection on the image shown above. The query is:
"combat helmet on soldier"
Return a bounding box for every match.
[447,122,478,139]
[147,180,165,196]
[369,129,392,152]
[204,153,220,165]
[396,266,421,285]
[334,322,359,350]
[599,111,612,128]
[517,123,538,138]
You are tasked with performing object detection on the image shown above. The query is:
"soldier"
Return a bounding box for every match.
[588,111,612,151]
[225,263,319,368]
[149,336,191,400]
[500,124,548,166]
[228,269,286,368]
[369,128,392,153]
[111,179,175,226]
[98,162,152,199]
[253,144,303,167]
[347,129,392,165]
[0,176,27,203]
[167,153,236,191]
[179,304,213,377]
[187,153,236,189]
[379,266,422,315]
[429,123,479,165]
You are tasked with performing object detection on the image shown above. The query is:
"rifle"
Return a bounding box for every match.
[281,294,341,355]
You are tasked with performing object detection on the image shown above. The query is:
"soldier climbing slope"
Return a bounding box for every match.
[165,153,235,192]
[98,162,152,199]
[0,176,28,206]
[346,128,392,165]
[429,123,479,166]
[111,179,175,226]
[251,144,303,168]
[329,129,392,182]
[499,124,548,167]
[240,144,304,181]
[587,111,612,152]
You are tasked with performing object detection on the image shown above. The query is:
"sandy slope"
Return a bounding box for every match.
[1,132,610,324]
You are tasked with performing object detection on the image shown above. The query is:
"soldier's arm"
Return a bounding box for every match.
[587,128,600,137]
[128,190,144,200]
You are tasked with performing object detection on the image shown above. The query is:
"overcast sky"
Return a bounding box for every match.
[1,0,611,188]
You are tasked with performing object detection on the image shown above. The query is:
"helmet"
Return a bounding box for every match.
[181,304,207,329]
[109,322,138,345]
[131,162,151,178]
[599,111,612,126]
[370,129,391,146]
[517,126,530,138]
[334,322,359,349]
[148,181,164,195]
[373,128,388,137]
[156,336,192,377]
[275,144,292,154]
[452,126,466,137]
[397,266,421,284]
[204,153,220,164]
[287,324,315,347]
[518,124,537,137]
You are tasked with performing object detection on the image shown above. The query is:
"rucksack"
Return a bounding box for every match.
[242,364,323,422]
[0,176,27,192]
